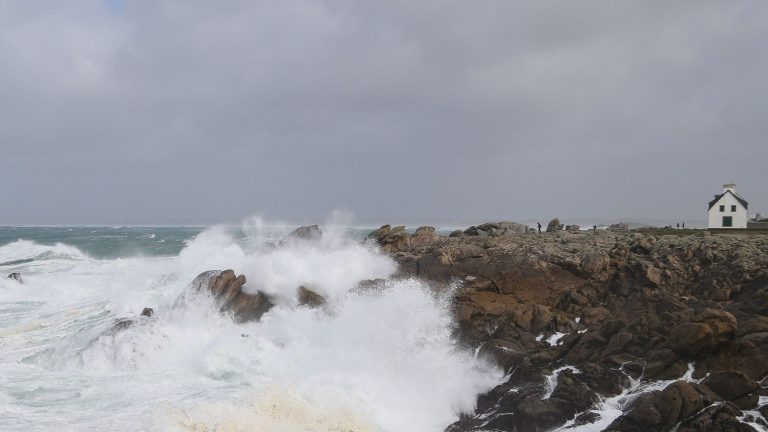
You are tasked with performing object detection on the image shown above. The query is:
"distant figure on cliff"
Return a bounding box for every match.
[593,225,597,231]
[537,222,542,233]
[677,223,680,229]
[682,222,685,229]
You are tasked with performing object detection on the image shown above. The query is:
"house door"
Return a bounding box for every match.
[722,216,733,227]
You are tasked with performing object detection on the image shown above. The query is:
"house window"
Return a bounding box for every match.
[719,205,725,212]
[723,216,733,227]
[731,205,737,212]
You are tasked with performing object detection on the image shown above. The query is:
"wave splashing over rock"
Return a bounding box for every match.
[0,220,502,432]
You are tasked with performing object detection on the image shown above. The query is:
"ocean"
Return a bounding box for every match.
[0,224,501,432]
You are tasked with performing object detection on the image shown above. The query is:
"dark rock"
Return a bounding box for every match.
[140,307,153,317]
[6,272,22,283]
[668,309,736,358]
[606,381,712,432]
[109,318,135,334]
[702,371,759,402]
[675,403,753,432]
[297,286,327,307]
[287,224,322,241]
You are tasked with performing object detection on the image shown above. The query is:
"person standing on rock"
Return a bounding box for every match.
[537,222,542,233]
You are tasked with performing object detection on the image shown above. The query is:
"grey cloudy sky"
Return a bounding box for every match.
[0,1,766,226]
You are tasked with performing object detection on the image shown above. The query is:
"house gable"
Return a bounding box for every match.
[708,190,748,211]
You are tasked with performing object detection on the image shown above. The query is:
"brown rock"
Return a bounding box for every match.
[580,253,611,276]
[676,403,752,432]
[297,286,327,308]
[185,270,274,323]
[410,226,439,246]
[668,309,736,358]
[367,225,411,253]
[702,371,759,402]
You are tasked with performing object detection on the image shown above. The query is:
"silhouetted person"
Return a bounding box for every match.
[682,222,685,229]
[677,223,680,229]
[537,222,542,233]
[593,225,597,231]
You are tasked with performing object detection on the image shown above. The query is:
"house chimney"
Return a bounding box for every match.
[723,183,737,193]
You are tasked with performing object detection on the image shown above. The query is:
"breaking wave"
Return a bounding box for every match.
[0,219,502,432]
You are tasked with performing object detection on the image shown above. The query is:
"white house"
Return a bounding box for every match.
[708,183,749,229]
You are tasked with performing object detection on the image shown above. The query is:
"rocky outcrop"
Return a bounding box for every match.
[297,286,327,307]
[463,221,530,237]
[287,224,322,241]
[367,225,412,253]
[546,217,564,232]
[411,226,440,246]
[7,272,22,283]
[186,270,274,322]
[370,226,768,432]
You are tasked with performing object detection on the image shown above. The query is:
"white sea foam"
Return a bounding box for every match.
[0,221,502,432]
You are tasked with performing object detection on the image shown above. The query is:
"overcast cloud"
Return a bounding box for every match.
[0,1,766,225]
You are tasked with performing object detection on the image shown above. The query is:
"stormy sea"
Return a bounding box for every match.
[0,222,501,431]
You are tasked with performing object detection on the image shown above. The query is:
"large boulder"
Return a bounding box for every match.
[701,371,759,404]
[546,218,564,232]
[668,309,737,358]
[286,224,322,241]
[185,270,274,322]
[367,225,411,253]
[410,226,440,246]
[497,221,529,235]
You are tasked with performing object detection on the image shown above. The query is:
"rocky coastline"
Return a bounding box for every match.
[131,222,768,432]
[370,222,768,432]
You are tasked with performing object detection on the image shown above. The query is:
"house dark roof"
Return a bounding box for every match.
[708,190,749,210]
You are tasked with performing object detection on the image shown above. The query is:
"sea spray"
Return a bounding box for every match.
[0,222,503,432]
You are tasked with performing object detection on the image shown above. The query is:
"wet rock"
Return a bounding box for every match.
[287,224,322,240]
[606,381,712,432]
[6,272,22,283]
[297,286,327,307]
[228,291,273,322]
[675,403,753,432]
[109,318,135,334]
[185,270,274,323]
[354,278,387,293]
[140,307,153,317]
[702,371,759,403]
